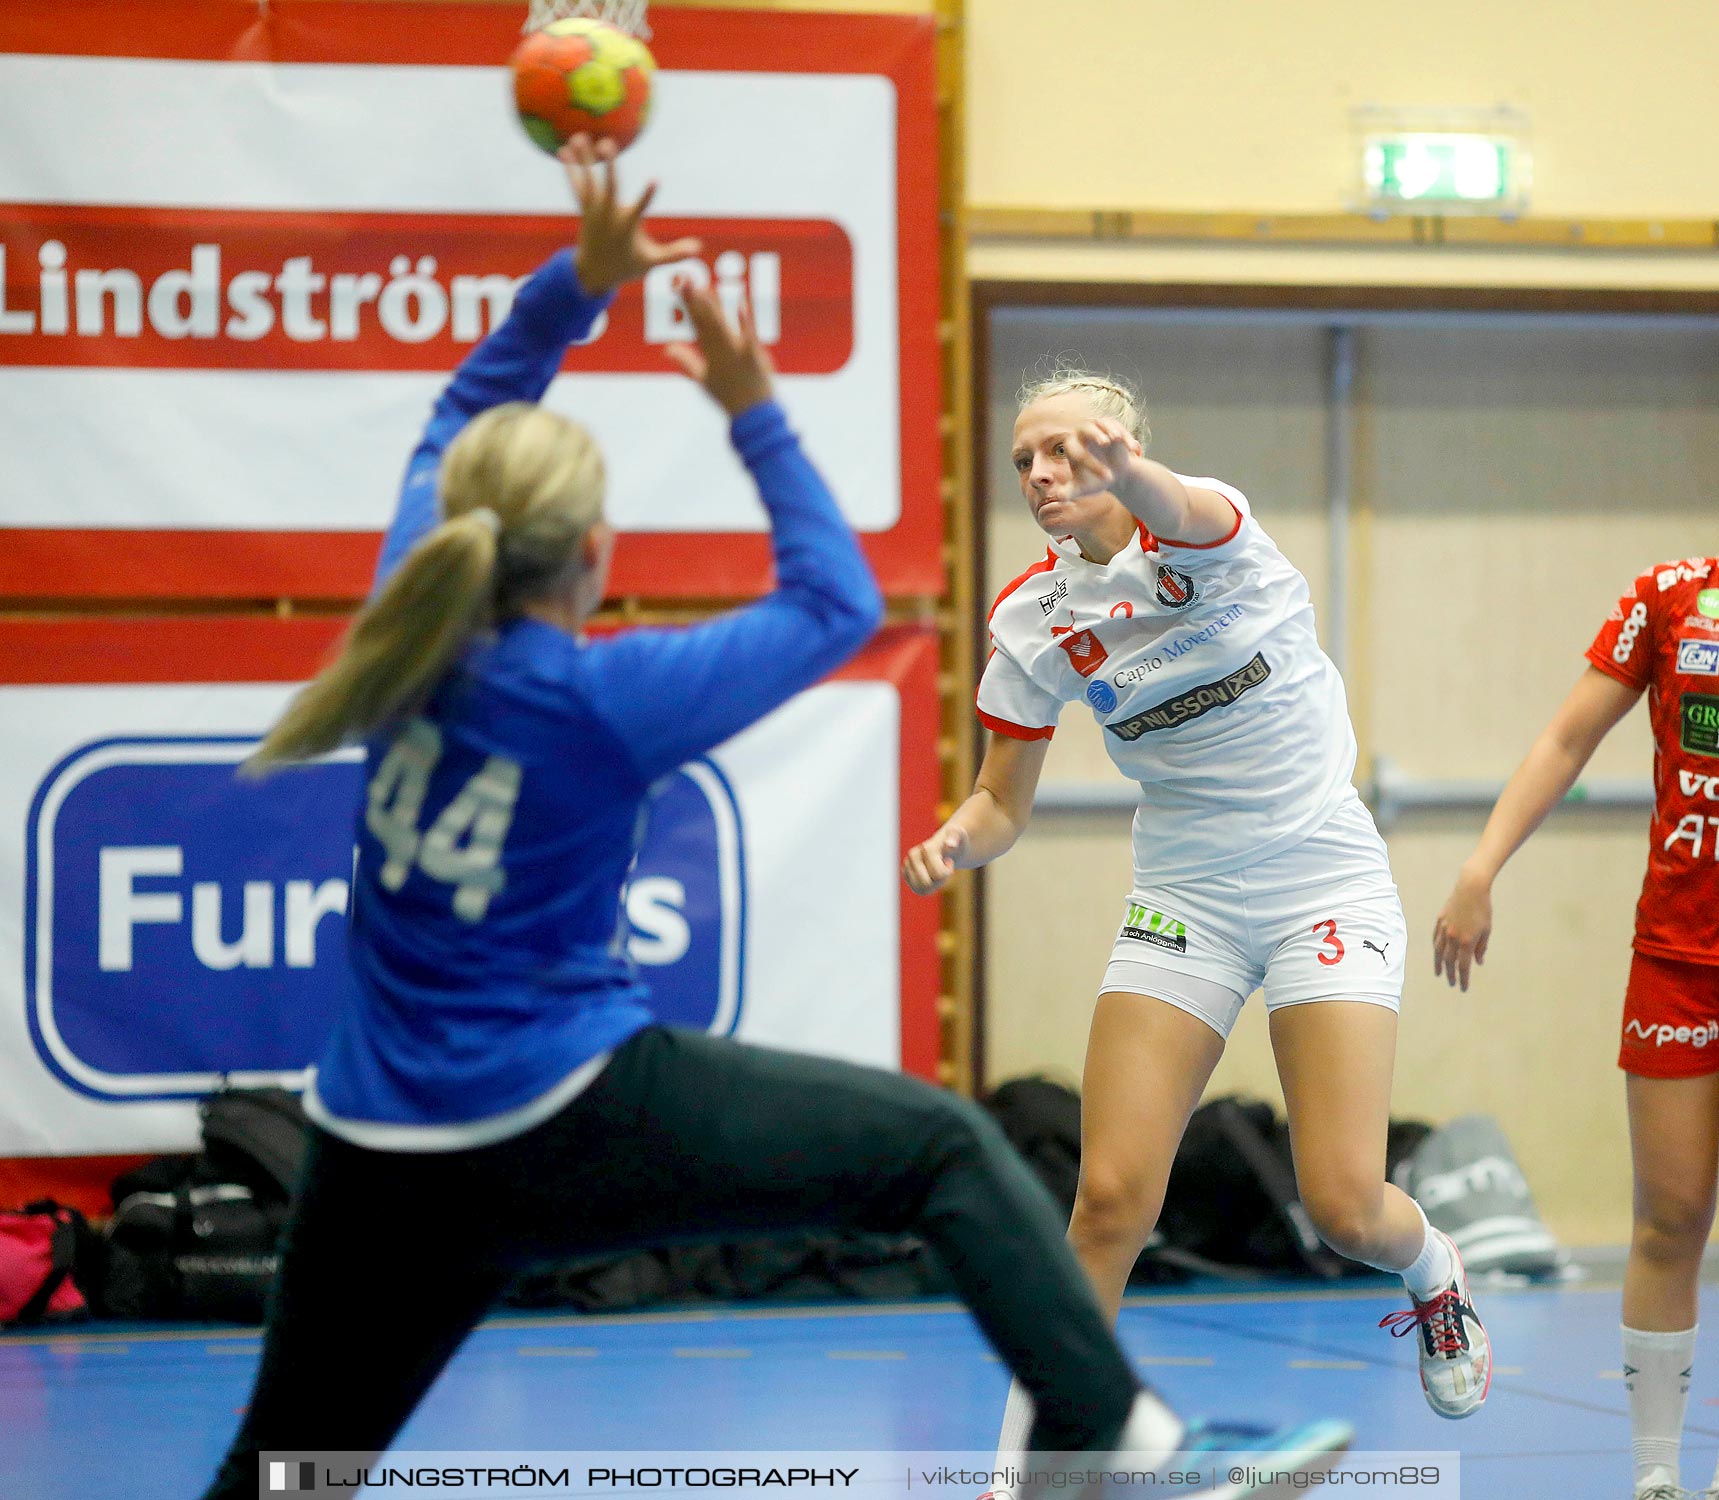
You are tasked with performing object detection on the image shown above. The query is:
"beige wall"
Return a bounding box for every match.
[965,0,1719,291]
[1357,325,1714,1244]
[967,0,1719,220]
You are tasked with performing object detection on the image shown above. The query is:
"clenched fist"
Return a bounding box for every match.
[902,825,969,896]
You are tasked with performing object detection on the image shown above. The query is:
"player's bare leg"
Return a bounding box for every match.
[1625,1073,1719,1331]
[996,992,1354,1491]
[1623,1072,1719,1498]
[997,992,1223,1460]
[1269,1000,1423,1267]
[1272,1000,1489,1419]
[1071,992,1227,1316]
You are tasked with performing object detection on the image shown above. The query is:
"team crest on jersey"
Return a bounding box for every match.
[1055,628,1110,678]
[1154,565,1198,610]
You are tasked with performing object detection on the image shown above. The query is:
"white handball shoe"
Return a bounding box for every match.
[1107,1393,1354,1497]
[1378,1229,1492,1419]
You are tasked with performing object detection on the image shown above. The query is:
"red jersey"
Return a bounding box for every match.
[1586,557,1719,965]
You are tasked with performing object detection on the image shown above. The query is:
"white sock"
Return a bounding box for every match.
[1112,1389,1185,1463]
[1623,1324,1695,1491]
[996,1377,1034,1469]
[1399,1202,1455,1300]
[995,1378,1185,1464]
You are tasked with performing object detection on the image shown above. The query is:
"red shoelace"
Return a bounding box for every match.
[1379,1290,1465,1355]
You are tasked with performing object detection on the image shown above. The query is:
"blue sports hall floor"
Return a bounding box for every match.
[4,1274,1715,1499]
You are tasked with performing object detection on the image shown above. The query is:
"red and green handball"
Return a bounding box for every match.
[510,18,657,155]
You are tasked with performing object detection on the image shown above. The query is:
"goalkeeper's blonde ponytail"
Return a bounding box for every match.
[250,403,606,770]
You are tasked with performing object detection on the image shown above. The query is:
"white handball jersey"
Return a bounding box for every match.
[979,477,1359,886]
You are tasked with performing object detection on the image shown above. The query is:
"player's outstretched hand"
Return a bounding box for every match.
[1433,868,1493,992]
[561,134,702,297]
[1064,417,1143,500]
[902,825,969,896]
[662,282,775,418]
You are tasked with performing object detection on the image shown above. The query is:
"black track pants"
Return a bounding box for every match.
[201,1027,1140,1497]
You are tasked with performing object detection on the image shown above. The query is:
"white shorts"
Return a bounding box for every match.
[1100,795,1406,1040]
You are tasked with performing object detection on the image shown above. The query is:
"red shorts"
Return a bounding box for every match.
[1619,951,1719,1078]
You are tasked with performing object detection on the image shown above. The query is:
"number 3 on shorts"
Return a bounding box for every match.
[1312,918,1346,966]
[366,718,523,922]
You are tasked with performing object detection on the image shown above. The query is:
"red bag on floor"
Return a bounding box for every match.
[0,1202,89,1328]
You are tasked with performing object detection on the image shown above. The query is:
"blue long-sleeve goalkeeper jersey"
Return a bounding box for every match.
[303,253,883,1149]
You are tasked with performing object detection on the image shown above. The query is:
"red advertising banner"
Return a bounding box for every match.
[0,3,944,600]
[0,206,853,374]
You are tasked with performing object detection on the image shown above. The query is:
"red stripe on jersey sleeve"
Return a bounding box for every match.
[978,709,1056,741]
[987,549,1059,622]
[1155,499,1244,551]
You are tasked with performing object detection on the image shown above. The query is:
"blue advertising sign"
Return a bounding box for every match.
[26,736,745,1101]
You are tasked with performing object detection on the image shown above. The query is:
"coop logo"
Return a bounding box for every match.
[1613,601,1649,664]
[0,204,852,373]
[25,736,745,1101]
[1678,639,1719,676]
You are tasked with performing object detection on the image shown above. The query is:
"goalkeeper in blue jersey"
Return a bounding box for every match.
[199,139,1347,1499]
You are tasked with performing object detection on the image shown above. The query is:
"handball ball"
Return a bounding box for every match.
[511,18,657,156]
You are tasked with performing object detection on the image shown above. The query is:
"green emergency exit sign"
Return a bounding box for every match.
[1365,135,1516,205]
[1353,108,1530,214]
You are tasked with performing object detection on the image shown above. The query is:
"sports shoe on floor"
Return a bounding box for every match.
[1109,1405,1354,1498]
[1379,1228,1491,1419]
